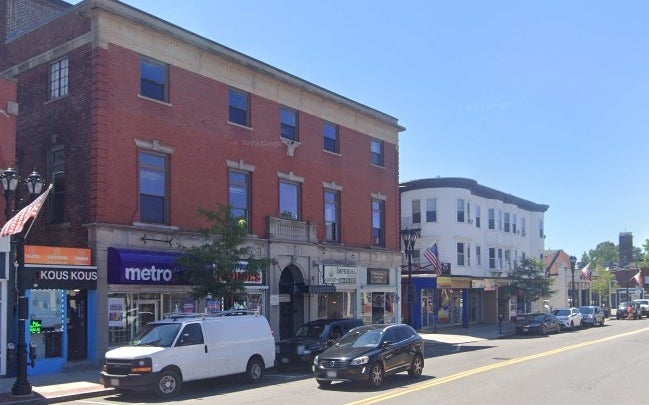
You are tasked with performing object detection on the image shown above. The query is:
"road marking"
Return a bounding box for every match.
[345,327,649,405]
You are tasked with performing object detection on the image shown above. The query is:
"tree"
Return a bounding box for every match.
[583,241,619,268]
[177,205,270,307]
[499,258,554,310]
[590,264,615,301]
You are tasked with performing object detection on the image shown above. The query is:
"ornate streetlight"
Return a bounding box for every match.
[569,255,577,307]
[1,167,45,397]
[400,228,420,327]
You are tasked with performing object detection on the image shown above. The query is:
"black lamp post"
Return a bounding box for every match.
[569,255,577,307]
[400,228,420,327]
[1,167,45,397]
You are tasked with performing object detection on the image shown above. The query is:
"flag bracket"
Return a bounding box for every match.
[141,234,173,247]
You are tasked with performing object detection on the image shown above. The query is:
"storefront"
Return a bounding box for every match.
[106,247,267,347]
[20,246,97,376]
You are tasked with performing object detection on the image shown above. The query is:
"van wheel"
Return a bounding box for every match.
[317,379,332,388]
[245,356,265,383]
[154,370,182,398]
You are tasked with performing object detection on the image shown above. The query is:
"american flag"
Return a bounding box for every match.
[0,184,52,238]
[633,270,642,286]
[424,241,442,275]
[580,263,591,280]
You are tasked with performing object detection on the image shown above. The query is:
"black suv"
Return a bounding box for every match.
[276,318,363,369]
[616,301,641,320]
[313,323,424,388]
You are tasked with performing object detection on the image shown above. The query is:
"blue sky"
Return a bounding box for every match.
[70,0,649,258]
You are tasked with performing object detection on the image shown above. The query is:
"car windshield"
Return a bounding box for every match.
[532,315,546,322]
[620,302,633,308]
[295,324,326,338]
[553,309,570,316]
[131,323,181,347]
[336,328,383,348]
[579,307,594,314]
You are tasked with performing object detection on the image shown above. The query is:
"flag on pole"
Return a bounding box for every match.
[0,184,52,238]
[580,262,592,280]
[633,270,642,286]
[424,241,442,276]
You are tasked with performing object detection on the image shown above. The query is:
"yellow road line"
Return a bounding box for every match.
[345,327,649,405]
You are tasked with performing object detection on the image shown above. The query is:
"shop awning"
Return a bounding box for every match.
[306,284,336,294]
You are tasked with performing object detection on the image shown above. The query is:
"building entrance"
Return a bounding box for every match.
[67,290,87,361]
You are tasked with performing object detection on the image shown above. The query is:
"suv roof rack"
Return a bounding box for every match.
[162,310,259,320]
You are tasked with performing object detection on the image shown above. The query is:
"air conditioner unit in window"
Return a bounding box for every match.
[468,219,473,224]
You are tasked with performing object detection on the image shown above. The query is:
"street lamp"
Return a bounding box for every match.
[569,256,577,307]
[1,167,45,397]
[400,228,420,327]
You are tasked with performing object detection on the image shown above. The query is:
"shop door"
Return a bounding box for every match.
[67,290,87,361]
[137,301,158,330]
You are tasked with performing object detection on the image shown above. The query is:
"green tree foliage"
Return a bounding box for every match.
[583,241,619,268]
[590,264,615,298]
[177,205,270,304]
[499,258,554,304]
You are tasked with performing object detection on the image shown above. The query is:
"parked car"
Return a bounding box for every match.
[633,299,649,317]
[100,312,275,398]
[552,307,583,330]
[312,324,424,388]
[616,301,642,320]
[515,313,561,335]
[276,318,363,369]
[578,306,605,327]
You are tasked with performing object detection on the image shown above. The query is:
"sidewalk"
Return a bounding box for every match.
[0,322,514,404]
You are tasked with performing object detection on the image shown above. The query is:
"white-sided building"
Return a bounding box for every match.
[400,178,548,329]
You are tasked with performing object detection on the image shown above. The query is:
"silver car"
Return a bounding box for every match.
[552,307,583,330]
[578,306,605,327]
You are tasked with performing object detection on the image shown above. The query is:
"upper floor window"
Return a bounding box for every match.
[229,88,250,126]
[504,212,511,232]
[140,57,168,102]
[539,220,544,238]
[50,58,69,100]
[229,170,250,231]
[279,181,300,219]
[456,199,465,222]
[139,151,168,224]
[489,248,496,269]
[521,218,527,236]
[324,122,339,153]
[411,199,421,224]
[371,199,385,247]
[475,205,481,228]
[280,107,298,141]
[497,209,502,231]
[426,198,437,222]
[488,208,495,230]
[476,245,482,266]
[49,146,65,223]
[512,214,517,234]
[324,190,340,242]
[457,242,465,266]
[370,139,384,166]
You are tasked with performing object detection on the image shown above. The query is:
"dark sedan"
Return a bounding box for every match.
[515,313,561,335]
[312,324,424,389]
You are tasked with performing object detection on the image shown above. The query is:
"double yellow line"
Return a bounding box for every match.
[346,327,649,405]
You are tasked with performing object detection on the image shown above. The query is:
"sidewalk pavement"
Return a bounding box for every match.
[0,322,516,404]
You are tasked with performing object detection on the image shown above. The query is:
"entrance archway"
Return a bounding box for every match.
[278,265,304,339]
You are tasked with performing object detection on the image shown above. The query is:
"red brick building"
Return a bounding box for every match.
[0,0,404,373]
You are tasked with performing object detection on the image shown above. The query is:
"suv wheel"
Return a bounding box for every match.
[368,362,384,388]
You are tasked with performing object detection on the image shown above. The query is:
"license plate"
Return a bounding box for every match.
[111,378,119,387]
[523,327,528,332]
[326,371,337,378]
[281,358,289,364]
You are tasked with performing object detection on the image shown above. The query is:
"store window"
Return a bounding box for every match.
[317,292,355,319]
[360,291,396,325]
[30,289,65,358]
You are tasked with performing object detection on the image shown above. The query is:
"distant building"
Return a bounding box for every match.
[400,177,548,329]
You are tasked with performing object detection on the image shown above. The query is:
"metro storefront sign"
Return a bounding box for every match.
[108,248,186,285]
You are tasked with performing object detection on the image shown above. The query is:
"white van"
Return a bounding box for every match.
[100,312,275,398]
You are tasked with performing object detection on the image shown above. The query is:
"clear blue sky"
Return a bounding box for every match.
[70,0,649,258]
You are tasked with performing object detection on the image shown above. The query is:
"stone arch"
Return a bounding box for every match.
[278,264,305,339]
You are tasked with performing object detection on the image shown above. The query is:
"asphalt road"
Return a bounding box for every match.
[55,319,648,405]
